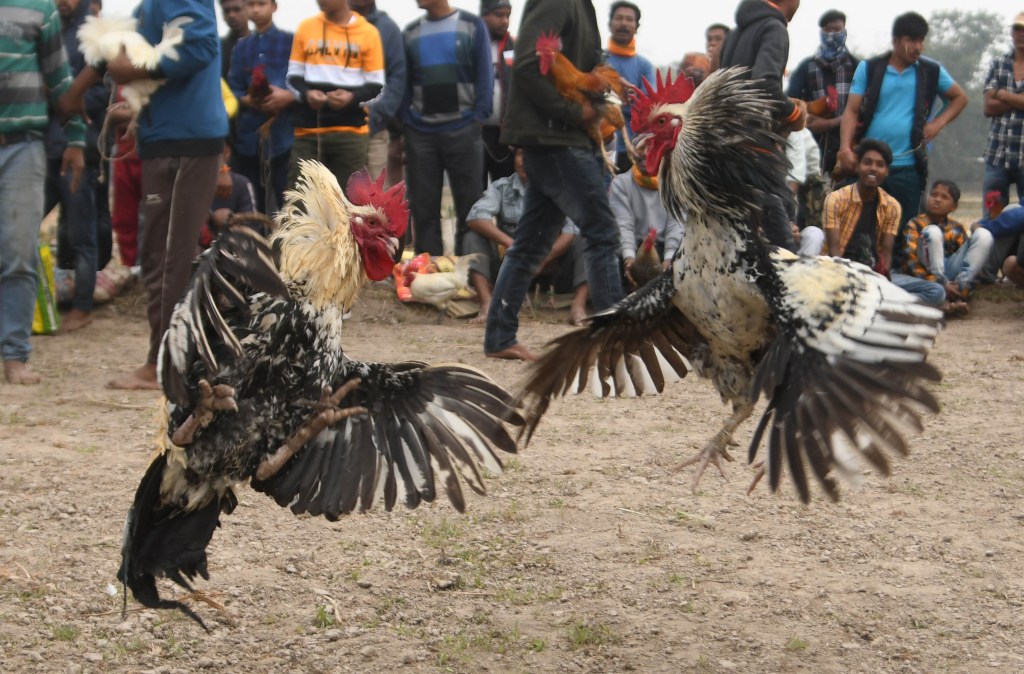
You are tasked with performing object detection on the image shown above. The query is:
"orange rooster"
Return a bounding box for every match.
[535,31,629,171]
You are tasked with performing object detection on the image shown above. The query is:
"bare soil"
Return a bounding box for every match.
[1,280,1023,674]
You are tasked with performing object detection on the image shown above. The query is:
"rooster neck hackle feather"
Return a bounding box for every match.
[273,160,364,314]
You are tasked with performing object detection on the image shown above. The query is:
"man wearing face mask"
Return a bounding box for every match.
[787,10,858,178]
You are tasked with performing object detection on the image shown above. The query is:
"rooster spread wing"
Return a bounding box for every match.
[250,360,525,519]
[749,251,942,502]
[159,227,289,407]
[515,270,696,444]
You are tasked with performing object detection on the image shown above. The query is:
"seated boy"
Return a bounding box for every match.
[200,145,258,247]
[609,149,683,289]
[894,179,993,315]
[822,139,899,272]
[463,148,586,324]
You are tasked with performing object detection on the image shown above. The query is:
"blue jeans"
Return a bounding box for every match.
[982,161,1024,208]
[484,145,624,353]
[891,273,945,307]
[883,165,926,269]
[46,158,97,312]
[403,123,483,256]
[917,224,994,290]
[0,139,46,362]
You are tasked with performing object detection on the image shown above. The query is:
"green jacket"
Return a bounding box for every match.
[499,0,602,148]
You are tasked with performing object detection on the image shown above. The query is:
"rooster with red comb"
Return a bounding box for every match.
[119,161,523,627]
[514,68,945,504]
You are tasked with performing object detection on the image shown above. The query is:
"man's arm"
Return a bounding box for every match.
[750,23,796,120]
[154,1,220,81]
[369,19,408,126]
[837,92,863,173]
[822,192,843,256]
[471,17,494,122]
[984,88,1013,117]
[466,218,514,248]
[509,3,585,127]
[922,83,968,143]
[608,176,638,260]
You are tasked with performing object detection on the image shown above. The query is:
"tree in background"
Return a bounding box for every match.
[925,10,1006,193]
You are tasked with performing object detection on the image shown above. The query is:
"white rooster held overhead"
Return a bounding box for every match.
[77,15,193,115]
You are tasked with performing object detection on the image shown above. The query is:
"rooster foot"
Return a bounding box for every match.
[170,379,238,446]
[746,461,766,496]
[671,428,737,492]
[255,378,367,481]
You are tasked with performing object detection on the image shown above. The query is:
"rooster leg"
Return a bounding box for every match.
[671,401,753,492]
[170,380,238,446]
[255,379,366,481]
[746,463,766,496]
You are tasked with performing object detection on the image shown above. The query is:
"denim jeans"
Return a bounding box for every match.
[403,123,484,256]
[917,224,994,290]
[891,272,945,307]
[484,145,624,353]
[0,139,46,362]
[46,158,97,312]
[883,165,926,269]
[982,161,1024,208]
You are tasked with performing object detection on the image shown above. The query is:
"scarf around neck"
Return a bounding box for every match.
[607,38,636,57]
[632,164,658,190]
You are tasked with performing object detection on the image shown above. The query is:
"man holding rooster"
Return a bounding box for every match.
[484,0,624,362]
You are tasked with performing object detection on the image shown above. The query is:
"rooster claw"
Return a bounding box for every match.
[170,379,238,446]
[670,436,735,493]
[255,379,367,481]
[746,461,766,496]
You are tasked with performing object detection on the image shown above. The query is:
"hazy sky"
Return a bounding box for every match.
[99,0,1021,72]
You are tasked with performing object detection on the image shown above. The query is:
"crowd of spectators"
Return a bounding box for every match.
[2,0,1023,383]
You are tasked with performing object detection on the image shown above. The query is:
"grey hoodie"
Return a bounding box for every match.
[719,0,795,120]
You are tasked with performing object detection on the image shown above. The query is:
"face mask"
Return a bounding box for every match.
[820,29,847,59]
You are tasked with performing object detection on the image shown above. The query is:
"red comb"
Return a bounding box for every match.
[630,69,697,134]
[984,190,1003,212]
[346,169,409,238]
[535,30,562,52]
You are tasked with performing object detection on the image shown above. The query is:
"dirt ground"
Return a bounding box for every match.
[1,280,1023,674]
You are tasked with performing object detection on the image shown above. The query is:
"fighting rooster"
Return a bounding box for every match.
[535,31,629,171]
[513,69,943,503]
[626,227,662,290]
[77,14,192,117]
[121,162,523,626]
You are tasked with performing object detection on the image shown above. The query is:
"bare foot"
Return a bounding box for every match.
[3,360,42,385]
[486,344,538,362]
[568,309,587,327]
[61,309,93,332]
[107,363,160,390]
[467,310,488,326]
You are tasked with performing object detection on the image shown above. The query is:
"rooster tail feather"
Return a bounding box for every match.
[515,270,696,445]
[156,16,194,62]
[118,452,236,630]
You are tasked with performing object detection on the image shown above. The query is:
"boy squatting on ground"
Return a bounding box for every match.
[892,179,994,316]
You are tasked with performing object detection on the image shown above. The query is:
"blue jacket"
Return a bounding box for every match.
[227,24,294,158]
[136,0,227,158]
[362,7,407,135]
[981,204,1024,239]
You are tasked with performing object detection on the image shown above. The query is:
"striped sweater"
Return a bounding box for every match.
[401,9,492,133]
[286,12,384,136]
[0,0,84,144]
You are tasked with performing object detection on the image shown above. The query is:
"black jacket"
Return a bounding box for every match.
[720,0,795,120]
[499,0,602,148]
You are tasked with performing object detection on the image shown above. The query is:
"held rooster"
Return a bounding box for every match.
[513,69,943,503]
[535,31,630,171]
[121,162,523,627]
[77,15,192,119]
[626,227,662,290]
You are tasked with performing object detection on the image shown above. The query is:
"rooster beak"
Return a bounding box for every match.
[386,236,401,262]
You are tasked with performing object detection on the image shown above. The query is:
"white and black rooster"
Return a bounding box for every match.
[514,69,942,503]
[120,163,523,628]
